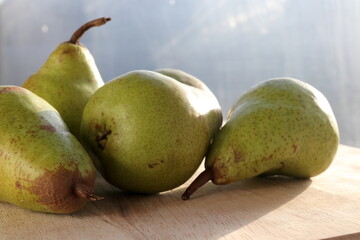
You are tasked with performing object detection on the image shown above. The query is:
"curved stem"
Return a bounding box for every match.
[69,17,111,44]
[74,183,104,201]
[182,168,213,200]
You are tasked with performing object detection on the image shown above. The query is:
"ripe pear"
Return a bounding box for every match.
[0,86,101,213]
[80,70,222,194]
[23,17,111,139]
[182,78,339,200]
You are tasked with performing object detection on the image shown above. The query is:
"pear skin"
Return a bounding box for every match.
[182,78,339,200]
[23,18,111,139]
[155,68,214,92]
[0,86,101,213]
[155,68,223,138]
[81,70,222,194]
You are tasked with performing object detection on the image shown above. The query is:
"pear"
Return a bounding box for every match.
[23,17,111,139]
[80,70,222,194]
[0,86,102,213]
[182,78,339,200]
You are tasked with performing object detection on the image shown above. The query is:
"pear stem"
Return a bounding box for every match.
[182,168,213,200]
[69,17,111,44]
[74,184,104,201]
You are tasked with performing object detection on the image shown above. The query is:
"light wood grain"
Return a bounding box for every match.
[1,144,359,240]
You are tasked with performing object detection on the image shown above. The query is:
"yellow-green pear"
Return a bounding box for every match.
[80,70,222,194]
[182,78,339,200]
[0,86,101,213]
[23,17,111,139]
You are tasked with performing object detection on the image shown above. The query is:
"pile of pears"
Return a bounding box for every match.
[0,17,339,214]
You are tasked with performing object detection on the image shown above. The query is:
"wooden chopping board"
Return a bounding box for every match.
[0,144,359,240]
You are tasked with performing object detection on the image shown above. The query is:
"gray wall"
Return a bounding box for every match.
[1,0,359,146]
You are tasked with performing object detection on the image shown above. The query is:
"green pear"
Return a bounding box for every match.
[0,86,102,213]
[182,78,339,200]
[80,70,222,194]
[23,17,111,139]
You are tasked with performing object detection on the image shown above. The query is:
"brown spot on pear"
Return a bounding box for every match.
[29,165,100,213]
[39,124,56,132]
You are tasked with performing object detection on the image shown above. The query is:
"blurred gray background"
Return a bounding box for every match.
[0,0,359,147]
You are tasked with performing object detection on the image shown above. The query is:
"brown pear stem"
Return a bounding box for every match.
[69,17,111,44]
[74,184,104,201]
[182,168,213,200]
